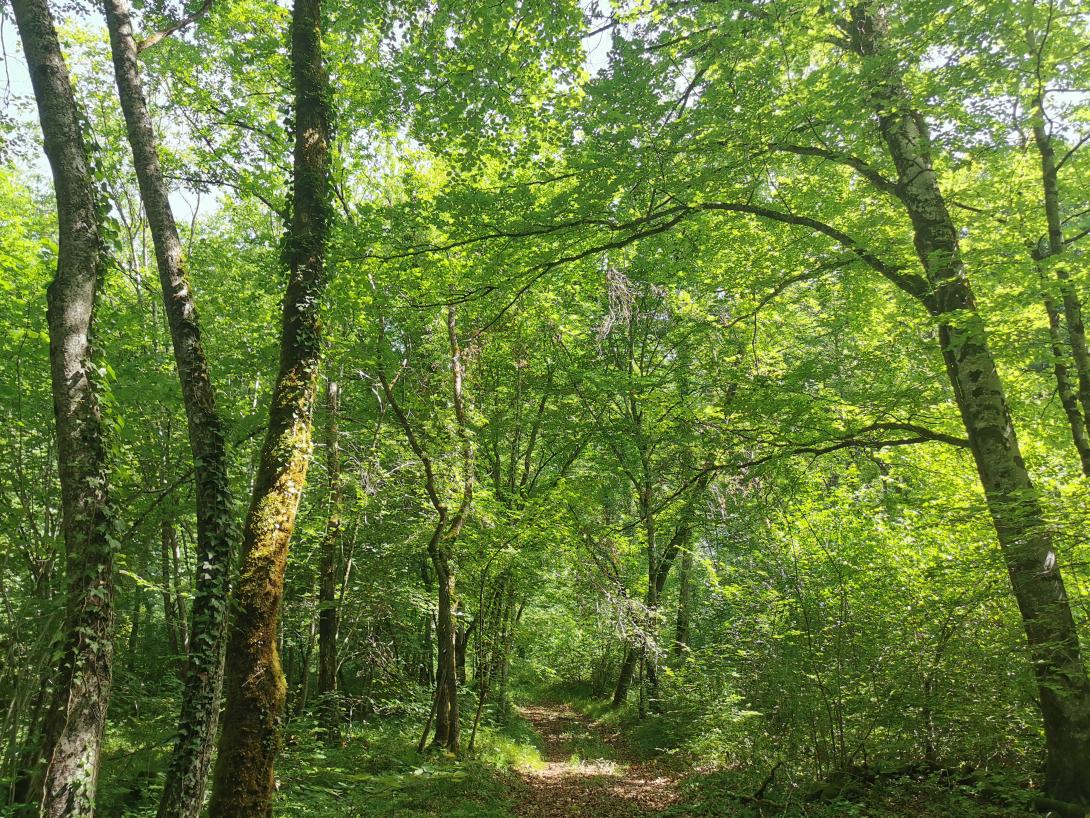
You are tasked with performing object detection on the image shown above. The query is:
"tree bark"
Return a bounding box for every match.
[849,4,1090,800]
[318,379,341,742]
[207,0,331,810]
[674,543,693,658]
[380,305,473,753]
[431,545,460,751]
[101,2,237,813]
[455,618,468,685]
[612,645,638,707]
[11,0,117,813]
[160,518,184,662]
[127,591,143,672]
[419,557,435,686]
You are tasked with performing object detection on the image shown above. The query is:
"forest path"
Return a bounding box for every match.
[514,703,680,817]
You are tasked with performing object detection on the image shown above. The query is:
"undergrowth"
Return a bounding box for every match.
[92,689,542,817]
[529,682,1042,818]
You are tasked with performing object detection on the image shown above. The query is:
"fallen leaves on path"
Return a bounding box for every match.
[514,704,679,818]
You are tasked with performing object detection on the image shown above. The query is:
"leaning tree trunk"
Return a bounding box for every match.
[102,2,237,813]
[850,4,1090,801]
[11,0,116,813]
[317,379,341,742]
[207,0,331,811]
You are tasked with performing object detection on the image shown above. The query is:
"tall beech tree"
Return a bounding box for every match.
[207,0,331,809]
[9,0,116,813]
[101,1,236,814]
[842,4,1090,798]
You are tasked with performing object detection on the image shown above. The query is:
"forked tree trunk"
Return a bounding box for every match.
[382,306,472,753]
[614,475,707,707]
[101,2,237,813]
[318,379,341,742]
[207,0,331,810]
[11,0,116,813]
[850,4,1090,800]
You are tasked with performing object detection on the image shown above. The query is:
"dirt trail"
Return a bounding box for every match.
[514,703,679,817]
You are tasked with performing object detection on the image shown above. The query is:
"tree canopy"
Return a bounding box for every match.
[2,0,1090,815]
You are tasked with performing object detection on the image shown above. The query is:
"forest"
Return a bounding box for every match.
[2,0,1090,815]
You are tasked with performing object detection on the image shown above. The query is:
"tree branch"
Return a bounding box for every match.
[770,143,901,199]
[137,0,214,52]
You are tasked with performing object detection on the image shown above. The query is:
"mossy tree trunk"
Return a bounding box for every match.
[206,0,331,810]
[11,0,116,813]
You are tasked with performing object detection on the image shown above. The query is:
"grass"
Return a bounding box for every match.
[670,770,1042,818]
[93,694,544,817]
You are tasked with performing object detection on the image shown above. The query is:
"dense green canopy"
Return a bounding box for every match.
[2,0,1090,815]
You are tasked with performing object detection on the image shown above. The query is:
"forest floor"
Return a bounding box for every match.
[514,703,680,817]
[88,683,1046,817]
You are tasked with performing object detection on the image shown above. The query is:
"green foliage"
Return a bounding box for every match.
[5,0,1090,812]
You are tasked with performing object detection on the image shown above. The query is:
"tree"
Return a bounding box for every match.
[101,1,236,813]
[207,0,331,808]
[9,0,116,813]
[379,304,475,753]
[842,4,1090,797]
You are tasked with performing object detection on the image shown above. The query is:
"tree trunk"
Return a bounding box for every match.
[101,2,237,814]
[674,544,693,658]
[431,546,460,751]
[455,619,468,685]
[207,0,331,810]
[318,379,341,742]
[160,519,183,661]
[1041,287,1090,475]
[612,645,638,707]
[1032,91,1090,450]
[420,557,435,686]
[295,614,317,715]
[11,0,116,813]
[127,591,143,672]
[850,5,1090,800]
